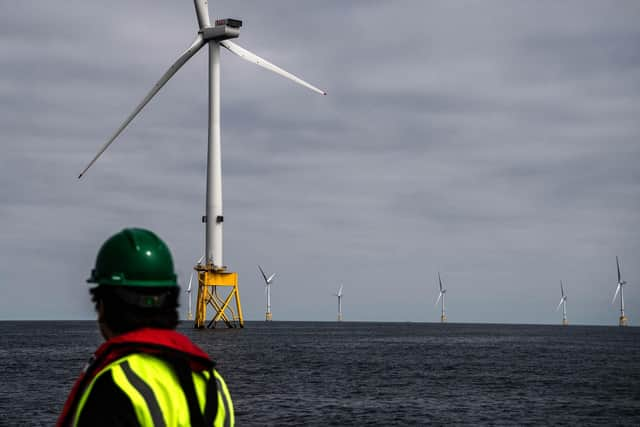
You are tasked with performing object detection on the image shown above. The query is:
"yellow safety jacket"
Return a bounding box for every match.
[58,328,234,427]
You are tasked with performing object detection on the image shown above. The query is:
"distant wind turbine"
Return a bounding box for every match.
[612,256,629,327]
[258,265,277,321]
[435,272,447,323]
[334,284,343,321]
[556,280,568,326]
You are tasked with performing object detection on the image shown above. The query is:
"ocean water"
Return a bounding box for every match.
[0,321,638,426]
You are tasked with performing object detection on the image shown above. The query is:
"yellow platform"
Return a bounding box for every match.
[194,265,244,328]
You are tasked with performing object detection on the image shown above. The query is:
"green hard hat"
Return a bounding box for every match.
[88,228,178,287]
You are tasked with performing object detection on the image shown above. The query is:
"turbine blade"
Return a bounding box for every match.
[258,265,268,282]
[187,254,205,292]
[556,298,563,311]
[78,35,206,178]
[435,292,442,306]
[267,273,277,283]
[438,272,443,292]
[560,280,564,297]
[220,40,327,95]
[187,271,194,293]
[612,284,621,304]
[338,284,343,297]
[617,256,622,282]
[193,0,211,29]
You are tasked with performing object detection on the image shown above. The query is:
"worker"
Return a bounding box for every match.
[57,228,234,427]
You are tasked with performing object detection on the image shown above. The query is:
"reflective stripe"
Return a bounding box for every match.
[121,361,167,427]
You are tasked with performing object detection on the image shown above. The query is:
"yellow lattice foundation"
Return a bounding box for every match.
[194,265,244,328]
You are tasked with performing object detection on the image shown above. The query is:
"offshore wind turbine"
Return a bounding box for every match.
[258,265,276,321]
[77,1,325,328]
[334,284,344,321]
[612,256,629,327]
[435,272,447,323]
[556,280,568,326]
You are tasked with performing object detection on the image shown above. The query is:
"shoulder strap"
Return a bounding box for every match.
[203,369,219,425]
[166,353,207,427]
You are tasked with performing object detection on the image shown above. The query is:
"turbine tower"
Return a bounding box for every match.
[334,284,344,321]
[258,265,277,321]
[78,1,325,328]
[556,280,568,326]
[612,256,629,327]
[435,272,447,323]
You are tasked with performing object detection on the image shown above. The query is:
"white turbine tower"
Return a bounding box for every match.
[435,272,447,323]
[77,1,325,328]
[258,265,276,321]
[612,256,629,327]
[556,280,568,326]
[334,284,344,321]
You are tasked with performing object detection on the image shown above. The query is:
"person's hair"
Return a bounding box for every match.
[90,285,180,334]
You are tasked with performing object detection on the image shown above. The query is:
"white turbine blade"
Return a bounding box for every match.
[187,271,194,293]
[435,292,442,306]
[78,35,206,178]
[338,284,343,297]
[560,280,564,297]
[267,273,277,284]
[616,256,622,283]
[438,272,443,292]
[258,265,269,283]
[220,40,326,95]
[612,284,621,304]
[193,0,211,29]
[187,253,205,293]
[556,298,563,311]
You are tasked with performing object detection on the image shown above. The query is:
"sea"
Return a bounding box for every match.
[0,321,638,426]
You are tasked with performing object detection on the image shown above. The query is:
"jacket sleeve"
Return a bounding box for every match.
[75,370,138,427]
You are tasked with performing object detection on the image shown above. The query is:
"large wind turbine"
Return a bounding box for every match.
[334,284,344,321]
[612,256,629,327]
[435,272,447,323]
[78,1,325,328]
[258,265,276,321]
[556,280,568,326]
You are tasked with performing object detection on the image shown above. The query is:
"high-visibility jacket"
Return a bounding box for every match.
[57,328,234,427]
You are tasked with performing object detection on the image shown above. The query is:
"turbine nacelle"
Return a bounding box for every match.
[200,21,241,42]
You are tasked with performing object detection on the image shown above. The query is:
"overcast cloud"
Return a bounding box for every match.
[1,0,639,325]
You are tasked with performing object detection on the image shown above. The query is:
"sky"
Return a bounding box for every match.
[1,0,639,325]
